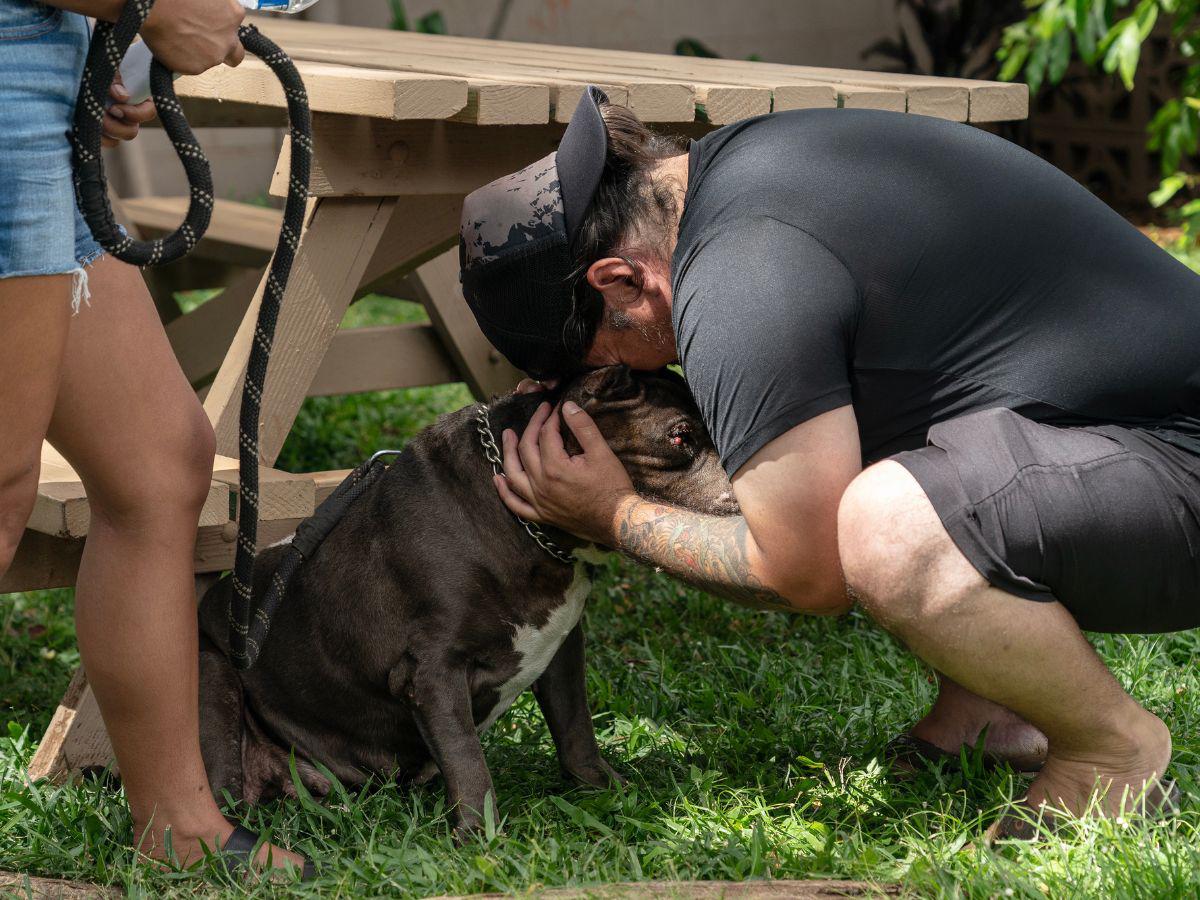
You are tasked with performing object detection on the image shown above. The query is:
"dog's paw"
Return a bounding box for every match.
[451,819,482,844]
[451,813,501,845]
[562,756,626,790]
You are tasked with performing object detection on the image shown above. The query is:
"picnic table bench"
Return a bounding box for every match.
[9,20,1028,782]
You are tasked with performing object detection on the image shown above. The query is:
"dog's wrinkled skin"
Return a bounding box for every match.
[197,366,735,837]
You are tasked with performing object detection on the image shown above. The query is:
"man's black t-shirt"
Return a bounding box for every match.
[671,109,1200,475]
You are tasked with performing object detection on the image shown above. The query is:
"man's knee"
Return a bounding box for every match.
[838,461,972,628]
[86,406,217,528]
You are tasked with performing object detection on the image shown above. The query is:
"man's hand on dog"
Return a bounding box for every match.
[495,400,635,546]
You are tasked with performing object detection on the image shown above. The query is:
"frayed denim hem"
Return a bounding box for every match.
[0,244,104,314]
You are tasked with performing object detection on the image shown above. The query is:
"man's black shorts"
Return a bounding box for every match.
[892,407,1200,634]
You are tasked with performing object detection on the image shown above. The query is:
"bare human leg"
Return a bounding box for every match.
[840,461,1172,826]
[906,673,1048,772]
[44,255,305,872]
[0,274,72,574]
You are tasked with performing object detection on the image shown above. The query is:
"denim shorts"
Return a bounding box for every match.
[0,1,104,307]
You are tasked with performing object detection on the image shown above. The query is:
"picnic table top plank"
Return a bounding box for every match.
[251,21,701,123]
[175,58,469,121]
[341,28,922,116]
[239,19,1026,123]
[263,23,887,122]
[382,27,1019,120]
[448,79,550,125]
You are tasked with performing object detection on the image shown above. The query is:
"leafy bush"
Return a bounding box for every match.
[387,0,446,35]
[999,1,1200,240]
[863,0,1027,78]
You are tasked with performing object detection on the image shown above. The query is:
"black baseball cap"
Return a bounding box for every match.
[459,86,610,378]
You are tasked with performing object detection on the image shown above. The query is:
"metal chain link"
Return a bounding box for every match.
[475,404,576,565]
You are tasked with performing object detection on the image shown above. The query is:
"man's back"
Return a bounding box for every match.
[673,108,1200,468]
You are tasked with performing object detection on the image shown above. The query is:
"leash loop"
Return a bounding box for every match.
[71,1,313,670]
[72,0,214,266]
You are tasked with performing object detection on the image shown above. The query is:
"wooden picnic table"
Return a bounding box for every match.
[10,20,1028,782]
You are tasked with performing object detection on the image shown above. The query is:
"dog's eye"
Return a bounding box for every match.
[668,423,694,448]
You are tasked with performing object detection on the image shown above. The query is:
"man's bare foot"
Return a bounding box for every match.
[986,708,1175,842]
[1027,708,1172,818]
[907,677,1048,771]
[135,816,307,875]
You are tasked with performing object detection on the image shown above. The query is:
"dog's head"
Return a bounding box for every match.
[560,366,737,516]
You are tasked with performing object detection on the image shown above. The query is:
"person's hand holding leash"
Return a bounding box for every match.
[101,74,156,147]
[495,400,635,546]
[141,0,246,75]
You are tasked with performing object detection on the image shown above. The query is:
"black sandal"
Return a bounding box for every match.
[221,824,317,881]
[886,732,1045,775]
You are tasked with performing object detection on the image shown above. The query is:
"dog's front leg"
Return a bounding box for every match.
[532,623,624,789]
[198,633,245,801]
[402,662,495,839]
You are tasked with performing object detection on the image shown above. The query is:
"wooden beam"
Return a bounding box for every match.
[27,668,108,783]
[448,80,551,126]
[768,83,838,111]
[30,443,228,540]
[166,268,262,385]
[203,196,398,464]
[2,514,307,595]
[270,116,564,199]
[121,197,281,269]
[177,95,288,127]
[1,530,84,594]
[404,249,522,399]
[176,58,468,121]
[310,470,352,505]
[549,83,630,122]
[210,454,316,522]
[696,85,772,123]
[356,193,462,287]
[832,84,907,112]
[308,323,459,396]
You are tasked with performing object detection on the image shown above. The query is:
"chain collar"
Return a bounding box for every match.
[475,403,576,565]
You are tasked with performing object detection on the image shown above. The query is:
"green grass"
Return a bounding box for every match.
[2,296,1200,896]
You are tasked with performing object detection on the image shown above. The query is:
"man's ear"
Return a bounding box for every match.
[578,365,641,405]
[587,257,638,298]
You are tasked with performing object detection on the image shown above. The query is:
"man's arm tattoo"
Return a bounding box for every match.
[615,500,793,611]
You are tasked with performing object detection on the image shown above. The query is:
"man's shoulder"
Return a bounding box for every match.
[672,214,856,305]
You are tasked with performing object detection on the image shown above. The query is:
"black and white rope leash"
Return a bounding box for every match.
[71,0,312,670]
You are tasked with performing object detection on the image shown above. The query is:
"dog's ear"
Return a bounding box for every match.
[578,365,640,403]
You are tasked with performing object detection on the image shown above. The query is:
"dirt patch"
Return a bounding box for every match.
[435,879,901,898]
[0,872,119,899]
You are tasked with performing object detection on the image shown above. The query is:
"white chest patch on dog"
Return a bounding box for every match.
[477,560,591,733]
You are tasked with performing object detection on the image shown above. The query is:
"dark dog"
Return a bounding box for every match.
[197,366,735,836]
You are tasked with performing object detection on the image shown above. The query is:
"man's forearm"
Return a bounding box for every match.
[612,497,795,611]
[44,1,125,21]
